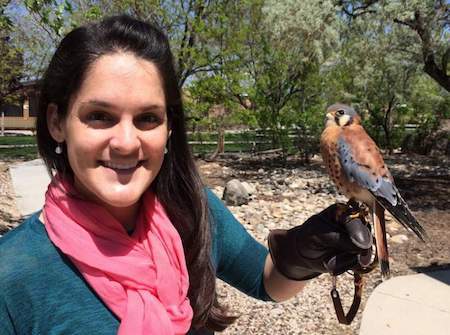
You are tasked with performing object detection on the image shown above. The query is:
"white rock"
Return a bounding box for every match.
[255,223,269,235]
[270,307,284,316]
[282,190,295,197]
[390,234,409,244]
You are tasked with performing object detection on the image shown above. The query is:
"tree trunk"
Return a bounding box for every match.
[209,125,225,160]
[383,98,395,155]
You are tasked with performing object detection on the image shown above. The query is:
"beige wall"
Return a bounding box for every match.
[1,95,36,130]
[1,116,36,130]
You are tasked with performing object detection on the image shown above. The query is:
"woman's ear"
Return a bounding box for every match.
[47,103,65,142]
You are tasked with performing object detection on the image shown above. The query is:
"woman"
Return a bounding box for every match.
[0,15,371,334]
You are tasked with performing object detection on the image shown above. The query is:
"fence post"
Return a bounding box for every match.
[1,111,4,136]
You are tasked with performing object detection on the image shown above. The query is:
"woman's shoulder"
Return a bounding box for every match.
[0,212,45,250]
[204,188,223,211]
[0,213,55,283]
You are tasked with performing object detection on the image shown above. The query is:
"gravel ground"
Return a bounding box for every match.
[1,153,449,334]
[197,153,450,335]
[0,162,21,235]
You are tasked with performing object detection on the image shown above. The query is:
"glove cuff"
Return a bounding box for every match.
[268,229,321,281]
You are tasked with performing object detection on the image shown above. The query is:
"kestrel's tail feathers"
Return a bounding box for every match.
[373,203,390,280]
[375,193,427,242]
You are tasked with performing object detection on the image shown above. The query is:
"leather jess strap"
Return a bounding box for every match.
[330,273,363,325]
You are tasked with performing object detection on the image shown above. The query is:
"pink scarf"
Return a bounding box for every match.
[43,177,193,334]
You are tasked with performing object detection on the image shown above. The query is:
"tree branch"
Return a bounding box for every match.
[394,11,450,91]
[336,0,379,18]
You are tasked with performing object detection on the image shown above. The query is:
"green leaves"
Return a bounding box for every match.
[84,6,102,21]
[9,0,449,155]
[24,0,74,38]
[0,0,24,104]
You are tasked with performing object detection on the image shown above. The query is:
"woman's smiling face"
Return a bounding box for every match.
[48,52,169,221]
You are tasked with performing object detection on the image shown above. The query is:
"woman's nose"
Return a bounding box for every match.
[109,120,140,154]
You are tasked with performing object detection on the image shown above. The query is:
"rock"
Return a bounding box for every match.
[212,187,223,199]
[270,307,284,316]
[262,190,273,197]
[389,225,399,233]
[255,223,269,235]
[244,208,259,223]
[388,218,401,228]
[241,181,257,195]
[282,203,293,211]
[223,179,250,206]
[282,190,295,197]
[390,234,409,244]
[288,180,306,189]
[271,207,284,218]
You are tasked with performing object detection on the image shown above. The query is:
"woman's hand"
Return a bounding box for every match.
[268,203,373,281]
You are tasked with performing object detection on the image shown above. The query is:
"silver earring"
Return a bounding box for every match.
[55,143,63,154]
[164,147,168,154]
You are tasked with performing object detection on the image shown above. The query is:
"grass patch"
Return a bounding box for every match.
[0,146,39,161]
[0,135,36,146]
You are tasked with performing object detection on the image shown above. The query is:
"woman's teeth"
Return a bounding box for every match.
[102,161,139,170]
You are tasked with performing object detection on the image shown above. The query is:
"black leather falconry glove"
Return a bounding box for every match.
[268,203,373,281]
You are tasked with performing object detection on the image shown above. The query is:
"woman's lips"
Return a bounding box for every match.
[99,160,145,174]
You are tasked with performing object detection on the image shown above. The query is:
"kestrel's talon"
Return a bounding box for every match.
[347,213,361,221]
[346,199,360,210]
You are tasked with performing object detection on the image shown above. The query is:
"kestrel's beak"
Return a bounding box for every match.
[325,112,335,125]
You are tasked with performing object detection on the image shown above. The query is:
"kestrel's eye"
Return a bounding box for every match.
[336,109,345,116]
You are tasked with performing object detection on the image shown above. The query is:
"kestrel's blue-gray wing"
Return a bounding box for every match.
[337,127,426,241]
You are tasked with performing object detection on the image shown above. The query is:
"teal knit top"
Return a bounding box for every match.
[0,189,271,334]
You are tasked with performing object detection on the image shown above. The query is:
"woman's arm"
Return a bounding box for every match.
[263,255,308,302]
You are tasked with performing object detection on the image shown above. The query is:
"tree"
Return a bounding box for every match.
[231,0,340,153]
[0,0,24,106]
[186,74,236,158]
[23,0,247,89]
[389,1,449,91]
[325,9,423,152]
[337,0,450,91]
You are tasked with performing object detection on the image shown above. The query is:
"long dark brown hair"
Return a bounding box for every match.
[35,14,235,331]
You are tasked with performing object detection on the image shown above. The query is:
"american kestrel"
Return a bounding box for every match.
[320,103,427,280]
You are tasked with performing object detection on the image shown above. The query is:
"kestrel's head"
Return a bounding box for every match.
[325,103,361,128]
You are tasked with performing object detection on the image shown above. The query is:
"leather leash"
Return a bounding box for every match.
[330,202,377,325]
[330,272,363,325]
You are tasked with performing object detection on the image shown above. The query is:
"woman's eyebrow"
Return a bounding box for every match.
[79,100,114,109]
[80,100,165,112]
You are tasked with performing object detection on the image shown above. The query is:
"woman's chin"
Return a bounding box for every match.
[91,184,145,209]
[99,192,142,209]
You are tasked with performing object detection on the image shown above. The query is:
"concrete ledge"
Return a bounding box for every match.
[360,270,450,335]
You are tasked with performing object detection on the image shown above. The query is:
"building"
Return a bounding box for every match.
[0,80,40,131]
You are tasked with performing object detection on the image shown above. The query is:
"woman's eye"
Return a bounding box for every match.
[87,111,111,121]
[85,111,114,127]
[135,113,160,129]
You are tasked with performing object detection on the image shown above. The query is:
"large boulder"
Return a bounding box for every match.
[223,179,250,206]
